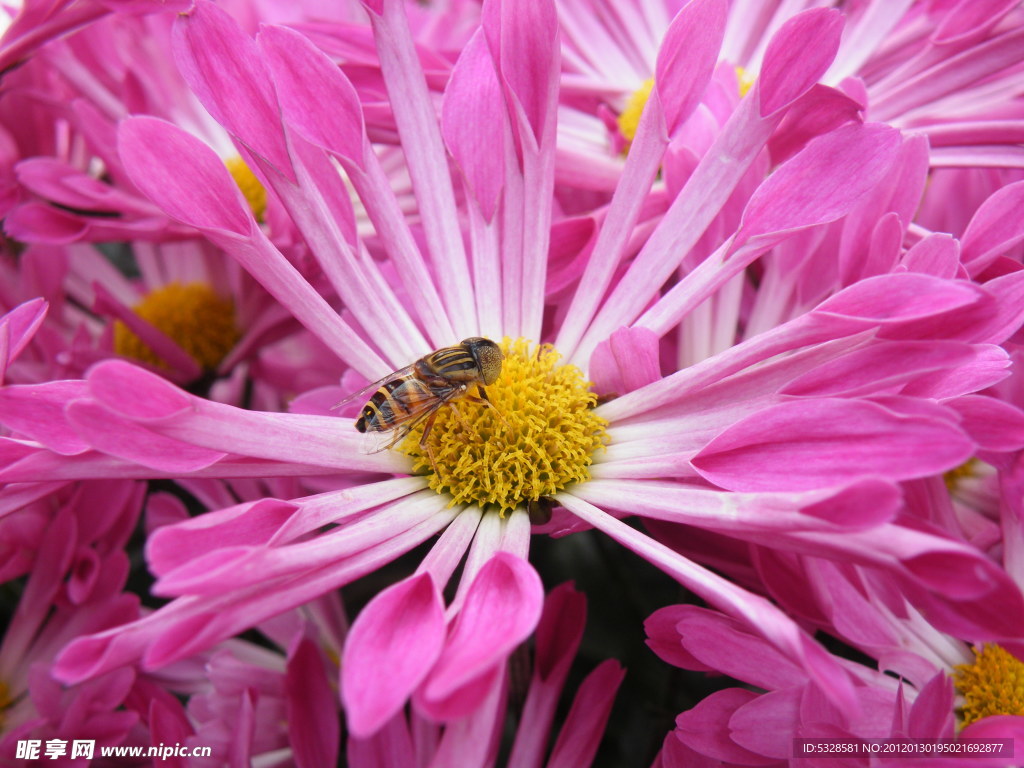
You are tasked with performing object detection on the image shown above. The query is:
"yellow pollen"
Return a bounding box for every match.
[735,66,755,97]
[225,156,267,221]
[954,644,1024,726]
[617,78,655,145]
[944,458,978,492]
[113,282,240,371]
[402,338,609,517]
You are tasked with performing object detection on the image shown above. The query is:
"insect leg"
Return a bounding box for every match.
[418,407,444,475]
[466,386,509,428]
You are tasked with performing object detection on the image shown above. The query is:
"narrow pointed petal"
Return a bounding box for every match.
[342,573,445,738]
[418,553,543,718]
[655,0,727,134]
[758,8,844,117]
[118,117,251,236]
[692,399,974,492]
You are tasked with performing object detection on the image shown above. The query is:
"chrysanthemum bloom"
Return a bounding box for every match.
[0,0,1014,743]
[646,560,1024,766]
[0,479,146,759]
[553,0,1024,196]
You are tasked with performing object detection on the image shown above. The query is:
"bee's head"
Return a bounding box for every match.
[461,337,503,386]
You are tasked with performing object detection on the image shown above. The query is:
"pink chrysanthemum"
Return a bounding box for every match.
[1,0,1024,759]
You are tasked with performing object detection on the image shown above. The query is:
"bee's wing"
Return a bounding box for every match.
[332,364,416,410]
[359,384,461,455]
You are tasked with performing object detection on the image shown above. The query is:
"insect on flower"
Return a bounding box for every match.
[336,337,505,470]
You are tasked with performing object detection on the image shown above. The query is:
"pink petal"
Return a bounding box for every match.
[66,400,227,473]
[646,605,715,672]
[589,327,661,396]
[287,637,340,768]
[907,673,955,738]
[932,0,1020,45]
[259,24,365,165]
[173,0,292,178]
[780,340,982,398]
[737,123,903,245]
[545,660,625,768]
[901,234,962,279]
[482,0,557,144]
[0,298,47,376]
[418,553,543,716]
[674,688,773,765]
[342,572,445,738]
[118,117,251,236]
[692,398,974,491]
[442,30,505,222]
[146,498,299,577]
[758,8,844,117]
[0,381,90,454]
[86,360,191,422]
[961,180,1024,276]
[655,0,727,134]
[949,395,1024,451]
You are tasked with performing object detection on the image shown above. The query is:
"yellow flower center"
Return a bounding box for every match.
[944,458,978,492]
[225,156,267,221]
[735,66,755,97]
[402,338,609,516]
[617,78,655,145]
[113,282,240,371]
[954,644,1024,726]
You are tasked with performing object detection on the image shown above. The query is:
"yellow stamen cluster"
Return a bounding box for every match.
[617,78,655,145]
[954,644,1024,726]
[944,458,978,492]
[402,338,609,516]
[113,282,240,371]
[225,156,267,221]
[735,66,755,97]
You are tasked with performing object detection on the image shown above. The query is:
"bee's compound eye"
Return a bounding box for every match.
[462,338,503,385]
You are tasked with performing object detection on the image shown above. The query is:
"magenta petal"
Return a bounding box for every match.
[173,0,291,177]
[813,273,980,325]
[901,234,961,279]
[949,395,1024,451]
[87,360,191,421]
[780,340,980,398]
[654,0,727,134]
[589,327,661,396]
[1,298,47,374]
[692,399,974,491]
[534,582,586,681]
[546,660,625,768]
[0,381,89,454]
[146,499,299,577]
[341,572,445,738]
[758,8,844,117]
[906,673,955,738]
[118,117,251,235]
[961,180,1024,275]
[420,552,543,705]
[66,400,227,472]
[259,25,365,164]
[442,29,505,221]
[287,637,340,768]
[674,688,773,765]
[737,123,902,244]
[482,0,557,144]
[646,606,715,672]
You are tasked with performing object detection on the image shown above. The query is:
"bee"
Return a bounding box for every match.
[337,337,504,468]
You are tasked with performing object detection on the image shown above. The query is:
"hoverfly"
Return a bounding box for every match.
[336,337,504,469]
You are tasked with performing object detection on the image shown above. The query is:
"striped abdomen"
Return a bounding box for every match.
[355,376,455,433]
